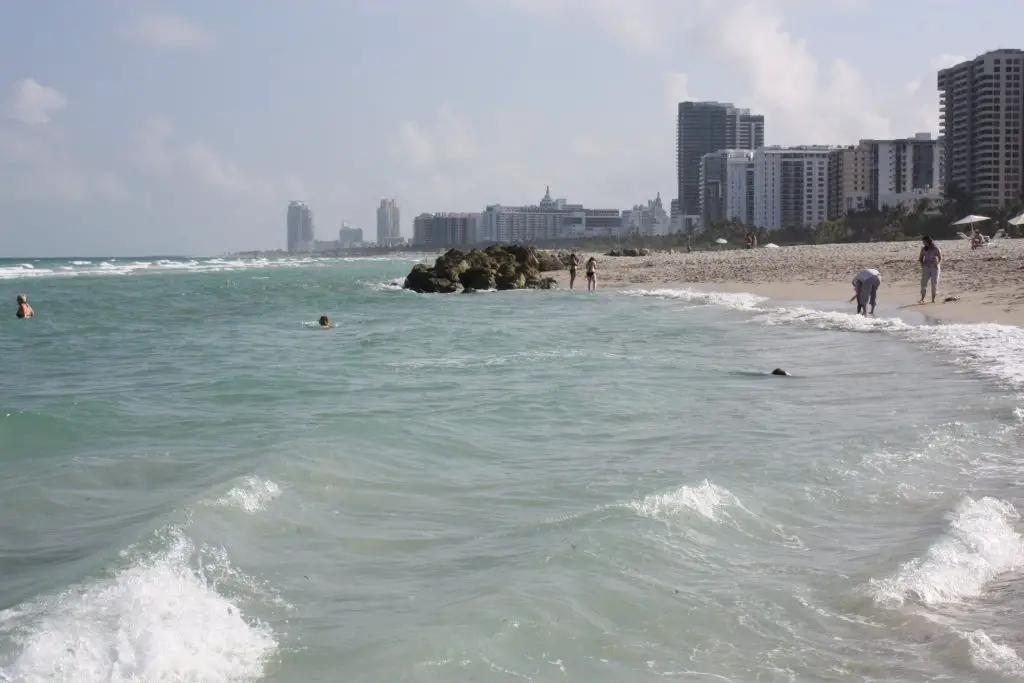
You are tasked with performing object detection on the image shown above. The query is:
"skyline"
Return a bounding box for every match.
[1,0,1022,257]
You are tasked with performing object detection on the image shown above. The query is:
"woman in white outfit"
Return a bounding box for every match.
[918,235,942,304]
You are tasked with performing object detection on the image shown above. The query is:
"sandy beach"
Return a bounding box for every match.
[555,239,1024,327]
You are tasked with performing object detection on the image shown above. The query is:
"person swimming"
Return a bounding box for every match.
[318,315,332,328]
[771,368,790,376]
[15,294,34,319]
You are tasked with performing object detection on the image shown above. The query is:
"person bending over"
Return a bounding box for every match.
[850,268,881,316]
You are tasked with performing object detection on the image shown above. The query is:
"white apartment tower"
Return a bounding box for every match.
[939,49,1024,208]
[699,149,755,229]
[753,147,832,230]
[376,198,401,246]
[726,151,756,225]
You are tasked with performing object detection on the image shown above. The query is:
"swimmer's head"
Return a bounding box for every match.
[318,315,329,326]
[16,294,26,304]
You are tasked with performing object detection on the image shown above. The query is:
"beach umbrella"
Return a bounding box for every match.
[715,238,728,244]
[1008,213,1024,226]
[951,214,990,225]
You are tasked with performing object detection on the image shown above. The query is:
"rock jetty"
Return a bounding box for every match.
[403,245,563,293]
[605,248,650,257]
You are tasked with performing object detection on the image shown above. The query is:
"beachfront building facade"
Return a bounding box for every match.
[412,212,479,248]
[827,137,938,216]
[376,198,401,247]
[286,201,314,253]
[938,49,1024,209]
[676,101,764,227]
[699,149,755,230]
[476,187,623,243]
[752,146,832,231]
[828,134,944,217]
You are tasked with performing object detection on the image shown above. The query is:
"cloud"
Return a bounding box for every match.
[497,0,944,144]
[665,72,691,113]
[131,117,304,202]
[389,107,669,221]
[0,124,128,204]
[6,78,68,125]
[123,13,211,50]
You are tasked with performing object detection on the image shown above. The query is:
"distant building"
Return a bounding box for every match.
[828,134,943,216]
[286,201,314,253]
[376,199,401,246]
[726,151,756,226]
[339,224,363,248]
[939,49,1024,208]
[699,150,756,230]
[622,193,670,236]
[413,212,479,247]
[753,146,832,230]
[478,186,622,243]
[677,101,764,222]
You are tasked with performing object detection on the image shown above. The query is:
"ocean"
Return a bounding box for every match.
[2,255,1024,682]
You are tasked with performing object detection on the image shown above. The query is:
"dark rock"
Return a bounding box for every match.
[605,247,650,257]
[460,265,496,291]
[536,250,565,272]
[404,263,438,292]
[403,245,560,294]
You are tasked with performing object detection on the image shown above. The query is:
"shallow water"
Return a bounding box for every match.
[3,256,1024,682]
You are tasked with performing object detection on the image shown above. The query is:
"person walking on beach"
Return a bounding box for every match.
[850,268,881,316]
[569,251,580,290]
[919,235,942,304]
[15,294,33,319]
[585,256,597,292]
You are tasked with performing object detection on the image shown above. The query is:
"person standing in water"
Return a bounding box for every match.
[850,268,881,316]
[919,235,942,304]
[585,256,597,292]
[568,251,580,290]
[15,294,34,318]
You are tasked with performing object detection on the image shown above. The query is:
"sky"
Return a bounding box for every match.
[0,0,1020,257]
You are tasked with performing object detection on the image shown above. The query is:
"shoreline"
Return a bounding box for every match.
[551,240,1024,328]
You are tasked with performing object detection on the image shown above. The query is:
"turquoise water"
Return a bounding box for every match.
[3,256,1024,682]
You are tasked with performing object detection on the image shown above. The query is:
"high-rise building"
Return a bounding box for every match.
[828,134,944,216]
[700,150,757,229]
[753,146,832,230]
[412,213,479,247]
[677,101,764,220]
[339,223,363,247]
[286,201,314,253]
[726,150,756,226]
[376,198,401,246]
[699,152,728,229]
[938,49,1024,208]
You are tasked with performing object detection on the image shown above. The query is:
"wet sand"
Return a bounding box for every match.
[555,239,1024,327]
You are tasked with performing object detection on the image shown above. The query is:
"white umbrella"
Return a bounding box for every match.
[1008,213,1024,226]
[763,243,779,248]
[715,238,728,245]
[952,214,990,225]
